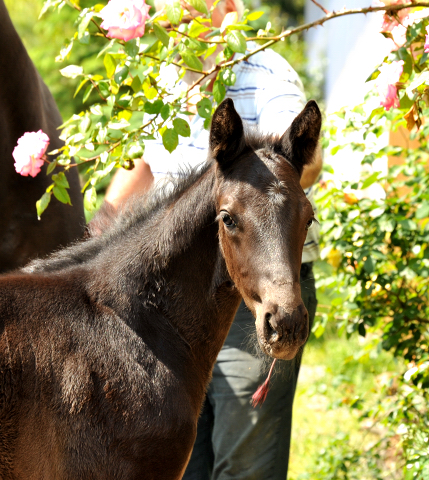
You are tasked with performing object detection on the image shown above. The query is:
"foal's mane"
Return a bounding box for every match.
[23,162,213,275]
[22,130,283,276]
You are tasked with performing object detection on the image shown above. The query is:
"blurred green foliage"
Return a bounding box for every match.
[6,0,319,120]
[5,0,105,119]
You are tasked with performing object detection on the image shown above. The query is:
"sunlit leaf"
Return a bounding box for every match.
[197,97,212,118]
[53,185,72,205]
[36,192,52,220]
[162,128,179,153]
[246,11,264,21]
[60,65,83,78]
[173,118,191,137]
[220,11,238,33]
[226,31,247,53]
[84,186,97,212]
[104,53,116,78]
[166,0,183,24]
[154,23,170,47]
[188,0,208,14]
[181,50,203,71]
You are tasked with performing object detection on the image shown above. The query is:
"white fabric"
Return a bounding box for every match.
[144,42,319,263]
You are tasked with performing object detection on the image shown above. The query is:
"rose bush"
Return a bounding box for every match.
[309,3,429,477]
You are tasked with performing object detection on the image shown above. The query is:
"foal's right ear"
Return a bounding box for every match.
[210,98,245,170]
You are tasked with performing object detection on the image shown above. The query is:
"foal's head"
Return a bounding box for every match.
[210,98,321,360]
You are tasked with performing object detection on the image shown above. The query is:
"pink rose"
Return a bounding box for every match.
[374,0,429,50]
[100,0,151,42]
[375,60,404,110]
[12,130,50,178]
[425,25,429,52]
[374,0,409,33]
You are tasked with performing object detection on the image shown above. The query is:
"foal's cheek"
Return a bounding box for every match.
[218,227,242,286]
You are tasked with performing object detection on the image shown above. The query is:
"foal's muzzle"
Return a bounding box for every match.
[256,302,309,360]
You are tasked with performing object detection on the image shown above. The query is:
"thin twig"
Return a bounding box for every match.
[183,1,429,92]
[310,0,331,15]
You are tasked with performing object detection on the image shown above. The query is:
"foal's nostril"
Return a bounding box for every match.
[265,312,280,343]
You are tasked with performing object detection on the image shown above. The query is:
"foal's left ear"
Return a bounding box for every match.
[278,100,322,177]
[210,98,245,170]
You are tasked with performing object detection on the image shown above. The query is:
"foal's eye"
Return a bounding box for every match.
[220,212,236,229]
[305,218,314,230]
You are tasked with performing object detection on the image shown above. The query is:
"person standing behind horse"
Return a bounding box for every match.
[104,0,322,478]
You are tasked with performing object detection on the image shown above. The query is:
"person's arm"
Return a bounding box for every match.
[300,144,323,189]
[104,159,154,210]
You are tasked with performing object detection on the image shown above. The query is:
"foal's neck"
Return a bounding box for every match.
[97,166,241,376]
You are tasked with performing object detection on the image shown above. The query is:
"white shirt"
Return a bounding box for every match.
[144,42,319,263]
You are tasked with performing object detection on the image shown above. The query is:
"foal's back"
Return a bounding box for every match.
[0,272,196,480]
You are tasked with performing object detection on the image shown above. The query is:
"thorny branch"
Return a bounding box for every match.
[184,1,429,92]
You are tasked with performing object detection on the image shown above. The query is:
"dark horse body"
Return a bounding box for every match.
[0,99,321,479]
[0,0,85,273]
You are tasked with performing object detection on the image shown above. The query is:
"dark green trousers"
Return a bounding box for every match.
[183,263,317,480]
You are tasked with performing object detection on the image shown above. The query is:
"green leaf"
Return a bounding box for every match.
[365,67,380,83]
[114,66,129,84]
[127,142,145,159]
[109,119,130,130]
[36,192,52,220]
[154,23,170,47]
[104,53,116,78]
[397,47,413,82]
[220,11,238,33]
[60,65,83,78]
[188,21,210,38]
[142,80,158,100]
[246,11,264,21]
[74,78,89,98]
[226,24,254,32]
[166,0,183,24]
[162,128,179,153]
[98,81,110,98]
[213,79,226,103]
[330,145,344,156]
[363,256,374,274]
[84,186,97,212]
[364,106,384,124]
[124,39,139,57]
[416,201,429,219]
[52,171,70,189]
[173,118,191,137]
[361,171,380,190]
[82,84,94,103]
[197,97,212,118]
[78,11,93,39]
[419,52,429,66]
[46,159,57,175]
[188,0,208,14]
[219,68,236,86]
[79,116,91,134]
[181,49,203,71]
[312,321,325,338]
[400,219,417,230]
[226,31,247,54]
[161,104,171,120]
[53,185,72,205]
[131,75,142,93]
[144,99,164,114]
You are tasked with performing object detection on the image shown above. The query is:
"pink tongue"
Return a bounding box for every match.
[251,359,277,407]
